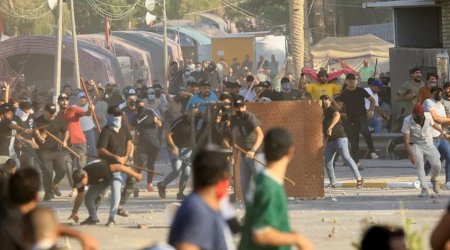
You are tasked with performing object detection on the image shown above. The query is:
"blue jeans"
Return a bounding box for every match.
[369,116,382,133]
[85,172,123,221]
[83,129,98,162]
[324,138,361,184]
[240,152,264,202]
[161,148,192,194]
[433,138,450,182]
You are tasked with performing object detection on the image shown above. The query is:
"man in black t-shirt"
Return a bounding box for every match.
[230,98,264,202]
[96,106,134,226]
[13,101,38,168]
[0,104,15,164]
[157,112,193,200]
[68,161,142,226]
[335,74,377,168]
[34,104,67,201]
[132,99,162,192]
[320,95,363,189]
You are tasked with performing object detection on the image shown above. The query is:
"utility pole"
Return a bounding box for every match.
[162,0,169,89]
[289,0,305,78]
[53,0,63,104]
[70,0,81,88]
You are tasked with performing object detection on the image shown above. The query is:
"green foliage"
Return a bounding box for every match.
[238,0,288,25]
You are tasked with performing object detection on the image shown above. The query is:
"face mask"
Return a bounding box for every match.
[413,115,425,124]
[128,100,136,107]
[137,106,145,114]
[235,110,244,117]
[155,90,161,98]
[107,116,122,129]
[434,93,443,101]
[429,81,437,88]
[282,84,291,92]
[216,179,229,200]
[148,94,155,101]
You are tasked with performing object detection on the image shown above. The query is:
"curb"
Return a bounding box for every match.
[327,181,448,189]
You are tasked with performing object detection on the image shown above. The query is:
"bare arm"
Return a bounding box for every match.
[82,105,94,117]
[429,109,450,124]
[253,228,313,250]
[58,224,99,250]
[430,211,450,250]
[175,243,200,250]
[125,140,134,160]
[98,148,122,164]
[251,126,264,152]
[68,190,85,222]
[110,164,142,181]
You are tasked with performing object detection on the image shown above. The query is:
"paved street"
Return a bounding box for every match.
[43,159,449,250]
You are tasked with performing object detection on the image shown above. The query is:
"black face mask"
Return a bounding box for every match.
[413,115,425,124]
[128,100,136,107]
[434,93,443,101]
[155,90,161,98]
[235,111,244,117]
[137,106,145,114]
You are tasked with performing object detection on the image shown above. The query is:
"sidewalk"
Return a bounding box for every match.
[330,159,449,189]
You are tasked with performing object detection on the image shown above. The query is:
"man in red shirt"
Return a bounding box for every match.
[57,93,94,196]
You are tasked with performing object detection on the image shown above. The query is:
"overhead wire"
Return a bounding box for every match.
[0,0,53,19]
[86,0,140,20]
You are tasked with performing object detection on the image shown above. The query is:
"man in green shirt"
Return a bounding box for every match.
[239,128,313,250]
[358,60,375,87]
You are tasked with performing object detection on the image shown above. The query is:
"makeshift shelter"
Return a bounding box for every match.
[79,34,153,85]
[311,34,394,75]
[0,36,124,89]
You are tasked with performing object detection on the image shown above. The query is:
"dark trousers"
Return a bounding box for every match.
[38,150,66,195]
[347,116,376,163]
[135,145,159,184]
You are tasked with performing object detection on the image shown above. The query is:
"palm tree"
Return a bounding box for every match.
[289,0,305,78]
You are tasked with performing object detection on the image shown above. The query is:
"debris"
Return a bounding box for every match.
[331,198,338,202]
[137,224,149,229]
[328,227,337,238]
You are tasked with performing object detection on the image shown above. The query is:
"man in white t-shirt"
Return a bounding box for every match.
[77,92,97,161]
[364,79,384,133]
[422,87,450,190]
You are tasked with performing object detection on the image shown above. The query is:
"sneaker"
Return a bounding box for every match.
[431,179,440,194]
[117,207,129,217]
[133,187,139,198]
[445,181,450,190]
[157,182,166,199]
[43,193,53,201]
[105,219,116,227]
[325,183,336,189]
[52,186,62,197]
[176,193,186,200]
[370,152,379,159]
[147,183,154,192]
[412,179,421,189]
[419,188,429,197]
[69,188,78,198]
[80,217,99,225]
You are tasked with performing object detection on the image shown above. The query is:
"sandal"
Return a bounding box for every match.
[356,179,364,189]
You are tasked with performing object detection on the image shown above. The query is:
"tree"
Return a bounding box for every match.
[1,0,70,36]
[289,0,305,78]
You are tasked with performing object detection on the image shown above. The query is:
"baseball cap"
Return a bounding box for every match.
[259,81,271,88]
[19,101,32,111]
[78,92,87,98]
[413,105,424,117]
[369,79,384,88]
[199,80,211,87]
[58,93,69,101]
[127,88,137,96]
[233,97,245,107]
[44,103,57,114]
[0,103,12,115]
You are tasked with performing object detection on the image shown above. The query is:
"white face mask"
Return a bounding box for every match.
[107,116,122,130]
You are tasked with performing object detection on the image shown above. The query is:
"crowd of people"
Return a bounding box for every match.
[0,56,449,249]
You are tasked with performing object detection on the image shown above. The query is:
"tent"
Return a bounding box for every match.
[311,34,394,75]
